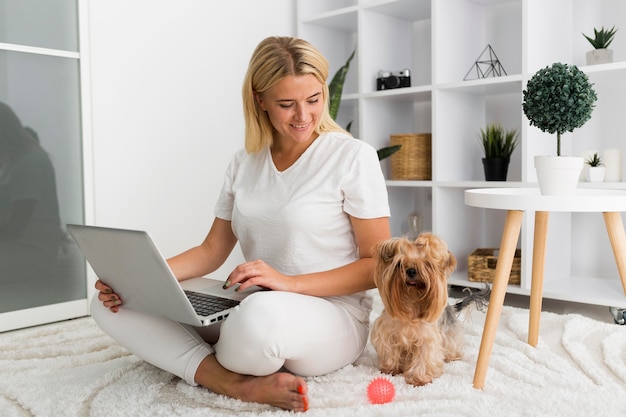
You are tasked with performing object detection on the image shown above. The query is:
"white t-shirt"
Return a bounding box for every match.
[214,131,390,323]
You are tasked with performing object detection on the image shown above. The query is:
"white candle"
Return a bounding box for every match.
[603,149,622,182]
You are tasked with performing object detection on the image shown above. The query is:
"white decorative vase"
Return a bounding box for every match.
[586,49,613,65]
[534,155,584,195]
[585,166,606,182]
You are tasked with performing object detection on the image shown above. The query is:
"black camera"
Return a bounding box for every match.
[376,69,411,90]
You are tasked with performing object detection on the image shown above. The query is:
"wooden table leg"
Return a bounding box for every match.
[529,211,549,347]
[473,209,524,389]
[602,212,626,295]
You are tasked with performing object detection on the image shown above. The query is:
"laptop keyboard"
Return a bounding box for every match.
[184,290,240,317]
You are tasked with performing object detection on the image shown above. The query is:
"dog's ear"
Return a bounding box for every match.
[417,233,457,276]
[377,238,401,264]
[443,250,457,276]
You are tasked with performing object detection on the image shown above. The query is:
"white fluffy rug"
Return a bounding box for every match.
[2,293,626,417]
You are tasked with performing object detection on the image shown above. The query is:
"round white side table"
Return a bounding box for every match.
[465,187,626,389]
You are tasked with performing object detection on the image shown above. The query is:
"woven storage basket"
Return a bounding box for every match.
[468,248,521,285]
[389,133,432,180]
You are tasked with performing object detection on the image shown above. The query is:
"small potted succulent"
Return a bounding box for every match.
[584,152,606,182]
[522,62,598,195]
[583,26,618,65]
[478,123,519,181]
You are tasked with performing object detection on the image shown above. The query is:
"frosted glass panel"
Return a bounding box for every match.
[0,0,78,51]
[0,50,85,312]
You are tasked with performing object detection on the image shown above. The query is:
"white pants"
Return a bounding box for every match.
[90,291,369,385]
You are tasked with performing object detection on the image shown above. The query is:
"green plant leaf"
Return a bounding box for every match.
[585,152,603,167]
[479,123,519,158]
[583,25,618,49]
[328,49,355,121]
[377,145,402,160]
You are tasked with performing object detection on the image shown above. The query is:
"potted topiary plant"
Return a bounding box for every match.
[478,123,519,181]
[522,62,598,195]
[584,152,606,182]
[583,26,618,65]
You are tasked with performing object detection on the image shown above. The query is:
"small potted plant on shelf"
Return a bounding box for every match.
[478,123,519,181]
[584,152,606,182]
[522,62,598,195]
[583,25,618,65]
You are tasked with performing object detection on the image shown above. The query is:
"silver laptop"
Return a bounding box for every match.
[67,224,260,326]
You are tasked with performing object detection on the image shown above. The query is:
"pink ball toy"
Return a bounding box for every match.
[367,376,395,404]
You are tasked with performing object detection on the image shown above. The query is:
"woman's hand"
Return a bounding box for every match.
[223,217,391,297]
[95,280,123,313]
[223,259,293,293]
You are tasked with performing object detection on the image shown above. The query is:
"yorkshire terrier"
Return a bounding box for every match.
[370,233,490,386]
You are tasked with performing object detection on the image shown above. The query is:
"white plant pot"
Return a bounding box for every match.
[586,48,613,65]
[585,166,606,182]
[534,155,584,195]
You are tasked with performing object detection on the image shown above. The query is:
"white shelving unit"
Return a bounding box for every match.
[297,0,626,308]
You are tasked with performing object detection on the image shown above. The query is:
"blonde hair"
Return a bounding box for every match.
[242,36,346,153]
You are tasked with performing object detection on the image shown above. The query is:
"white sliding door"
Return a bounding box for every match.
[0,0,90,331]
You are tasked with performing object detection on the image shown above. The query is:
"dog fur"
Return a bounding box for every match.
[370,233,489,386]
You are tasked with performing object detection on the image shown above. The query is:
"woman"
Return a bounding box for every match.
[92,36,391,412]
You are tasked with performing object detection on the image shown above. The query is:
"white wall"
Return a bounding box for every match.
[87,0,295,277]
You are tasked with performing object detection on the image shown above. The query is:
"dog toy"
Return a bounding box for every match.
[367,376,395,404]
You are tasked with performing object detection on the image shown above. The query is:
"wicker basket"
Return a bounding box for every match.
[468,248,521,285]
[389,133,432,180]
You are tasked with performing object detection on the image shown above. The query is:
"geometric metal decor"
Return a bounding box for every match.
[463,44,507,81]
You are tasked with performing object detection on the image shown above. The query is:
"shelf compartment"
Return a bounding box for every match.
[363,0,431,22]
[434,88,522,182]
[571,212,626,278]
[571,0,626,68]
[434,187,516,275]
[542,275,626,308]
[360,4,432,91]
[297,1,357,23]
[360,95,432,155]
[434,0,522,84]
[298,21,358,96]
[335,98,359,139]
[573,68,626,161]
[387,187,432,238]
[300,7,358,32]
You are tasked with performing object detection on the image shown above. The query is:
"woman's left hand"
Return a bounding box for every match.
[223,259,293,293]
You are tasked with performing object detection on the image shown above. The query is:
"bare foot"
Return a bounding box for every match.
[195,354,309,412]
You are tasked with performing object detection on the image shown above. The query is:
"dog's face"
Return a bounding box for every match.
[374,233,457,323]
